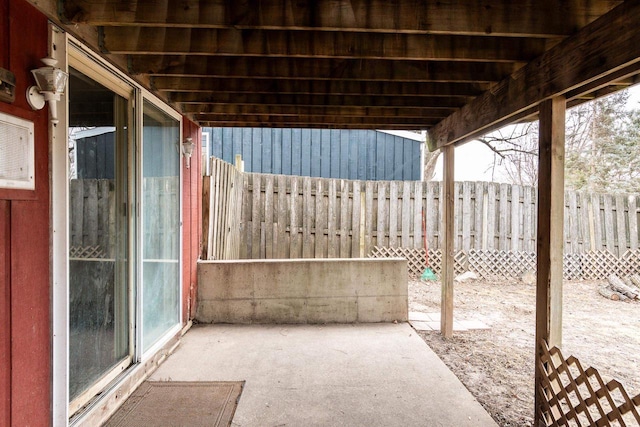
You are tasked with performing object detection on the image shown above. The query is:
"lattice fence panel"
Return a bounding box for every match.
[69,245,106,259]
[468,250,537,279]
[368,247,466,278]
[581,250,622,280]
[563,253,583,280]
[370,248,640,281]
[454,251,468,274]
[538,340,640,426]
[619,250,640,277]
[428,249,442,275]
[368,246,425,277]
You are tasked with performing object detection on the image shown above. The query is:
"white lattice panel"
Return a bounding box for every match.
[563,253,583,280]
[538,341,640,426]
[369,246,467,278]
[69,245,106,259]
[619,250,640,277]
[371,248,640,281]
[581,250,621,280]
[468,250,536,279]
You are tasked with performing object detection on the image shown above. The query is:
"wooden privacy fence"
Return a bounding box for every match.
[70,179,114,259]
[201,157,640,271]
[70,177,180,260]
[201,158,243,260]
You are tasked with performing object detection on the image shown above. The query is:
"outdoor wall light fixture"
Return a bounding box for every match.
[182,137,195,168]
[27,57,69,125]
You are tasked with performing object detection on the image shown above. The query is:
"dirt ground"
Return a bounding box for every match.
[409,278,640,427]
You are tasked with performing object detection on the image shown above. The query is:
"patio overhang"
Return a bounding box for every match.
[427,0,640,149]
[27,0,638,131]
[26,0,640,424]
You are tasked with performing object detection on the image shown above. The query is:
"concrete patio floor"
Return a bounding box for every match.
[149,323,497,426]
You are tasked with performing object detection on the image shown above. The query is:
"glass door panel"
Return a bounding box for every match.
[67,67,132,409]
[141,100,180,351]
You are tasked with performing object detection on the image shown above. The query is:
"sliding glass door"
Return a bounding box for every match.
[141,100,181,352]
[67,66,133,412]
[62,42,182,418]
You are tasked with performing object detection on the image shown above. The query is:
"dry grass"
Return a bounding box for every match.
[409,278,640,427]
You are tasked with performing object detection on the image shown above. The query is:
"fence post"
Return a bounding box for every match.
[359,189,366,257]
[235,154,244,172]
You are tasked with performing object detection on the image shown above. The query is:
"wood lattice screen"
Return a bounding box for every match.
[369,247,640,280]
[368,246,468,277]
[538,341,640,426]
[69,245,106,259]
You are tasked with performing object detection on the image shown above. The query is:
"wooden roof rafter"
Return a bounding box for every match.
[61,0,618,38]
[100,28,551,63]
[25,0,637,132]
[150,78,488,98]
[428,0,640,148]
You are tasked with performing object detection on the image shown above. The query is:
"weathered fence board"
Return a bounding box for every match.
[70,179,113,257]
[233,174,640,260]
[201,158,243,260]
[70,177,178,261]
[630,196,639,250]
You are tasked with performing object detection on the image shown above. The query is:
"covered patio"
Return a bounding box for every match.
[111,323,497,426]
[6,0,639,425]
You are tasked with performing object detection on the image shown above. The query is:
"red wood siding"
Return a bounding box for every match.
[0,3,202,424]
[0,201,10,427]
[182,119,202,323]
[0,0,51,425]
[0,0,7,67]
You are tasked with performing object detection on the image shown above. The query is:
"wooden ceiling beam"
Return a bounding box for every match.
[197,122,426,130]
[130,56,516,83]
[153,77,487,98]
[182,104,453,119]
[24,0,159,101]
[101,28,547,62]
[62,0,620,37]
[428,0,640,149]
[564,63,640,102]
[171,93,464,109]
[187,114,437,126]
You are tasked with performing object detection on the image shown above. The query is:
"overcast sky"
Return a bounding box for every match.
[431,84,640,183]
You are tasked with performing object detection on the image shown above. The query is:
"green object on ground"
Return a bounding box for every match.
[421,267,437,281]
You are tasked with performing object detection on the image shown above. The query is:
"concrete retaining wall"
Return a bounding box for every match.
[197,258,408,324]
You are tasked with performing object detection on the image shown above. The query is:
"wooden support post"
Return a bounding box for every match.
[535,96,566,425]
[441,144,455,338]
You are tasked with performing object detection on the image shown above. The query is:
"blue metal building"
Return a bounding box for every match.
[202,128,423,181]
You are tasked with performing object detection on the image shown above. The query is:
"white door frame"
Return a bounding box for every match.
[51,29,184,426]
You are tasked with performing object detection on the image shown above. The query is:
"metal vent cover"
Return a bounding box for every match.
[0,112,35,190]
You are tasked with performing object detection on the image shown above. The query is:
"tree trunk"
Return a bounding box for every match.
[423,148,441,181]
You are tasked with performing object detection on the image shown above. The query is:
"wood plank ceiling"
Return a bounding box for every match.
[42,1,640,143]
